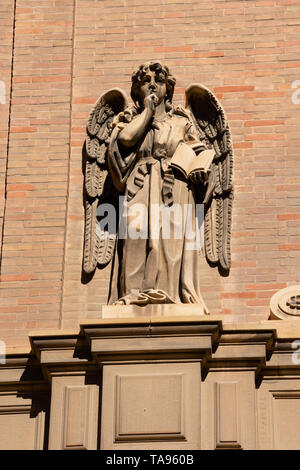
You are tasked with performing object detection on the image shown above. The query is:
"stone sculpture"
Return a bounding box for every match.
[83,61,234,310]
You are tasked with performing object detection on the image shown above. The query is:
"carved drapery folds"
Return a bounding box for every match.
[82,61,234,307]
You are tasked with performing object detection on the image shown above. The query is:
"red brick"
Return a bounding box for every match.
[7,184,35,191]
[221,309,233,314]
[231,261,257,268]
[154,46,193,53]
[277,185,300,191]
[221,292,257,299]
[246,299,269,306]
[0,274,31,282]
[233,142,253,149]
[74,97,96,104]
[17,28,43,34]
[244,91,285,98]
[244,120,284,127]
[277,214,300,221]
[32,75,70,83]
[164,12,185,18]
[10,127,37,133]
[6,192,27,199]
[13,77,31,83]
[245,134,285,141]
[214,85,255,93]
[245,282,287,290]
[232,231,255,238]
[68,215,83,221]
[278,244,300,251]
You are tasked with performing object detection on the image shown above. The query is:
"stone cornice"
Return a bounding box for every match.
[1,317,300,389]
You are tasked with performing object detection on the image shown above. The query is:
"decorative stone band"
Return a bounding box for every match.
[270,285,300,320]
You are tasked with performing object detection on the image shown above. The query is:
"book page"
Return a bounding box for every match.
[170,142,196,177]
[188,149,215,174]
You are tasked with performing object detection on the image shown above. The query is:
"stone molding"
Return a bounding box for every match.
[1,316,299,386]
[1,316,300,450]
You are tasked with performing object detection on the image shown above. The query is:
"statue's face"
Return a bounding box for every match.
[139,69,167,105]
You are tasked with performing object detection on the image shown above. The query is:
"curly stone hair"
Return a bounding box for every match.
[131,60,176,110]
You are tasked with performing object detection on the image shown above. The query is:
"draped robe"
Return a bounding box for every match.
[107,108,209,311]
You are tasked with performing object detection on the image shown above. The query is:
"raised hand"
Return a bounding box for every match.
[143,93,159,115]
[118,93,158,148]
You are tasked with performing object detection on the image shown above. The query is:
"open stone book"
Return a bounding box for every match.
[170,142,215,179]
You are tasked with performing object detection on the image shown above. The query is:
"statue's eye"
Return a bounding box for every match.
[143,76,151,83]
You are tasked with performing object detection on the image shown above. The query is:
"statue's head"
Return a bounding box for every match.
[131,61,176,110]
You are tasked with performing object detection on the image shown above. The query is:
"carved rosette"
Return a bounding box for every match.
[270,285,300,320]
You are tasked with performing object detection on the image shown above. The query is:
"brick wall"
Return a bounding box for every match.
[0,0,74,345]
[1,0,300,346]
[0,0,14,281]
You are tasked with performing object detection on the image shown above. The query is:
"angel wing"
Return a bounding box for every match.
[185,83,234,271]
[83,88,128,274]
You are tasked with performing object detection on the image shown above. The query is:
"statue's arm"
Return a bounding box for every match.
[108,95,156,192]
[118,107,152,148]
[118,94,157,148]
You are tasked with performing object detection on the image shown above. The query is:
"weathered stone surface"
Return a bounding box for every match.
[83,61,234,312]
[102,303,205,319]
[1,317,300,449]
[270,285,300,320]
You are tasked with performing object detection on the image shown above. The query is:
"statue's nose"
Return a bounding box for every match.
[149,80,157,91]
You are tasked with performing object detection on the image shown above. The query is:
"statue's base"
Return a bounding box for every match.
[19,317,300,450]
[101,303,205,319]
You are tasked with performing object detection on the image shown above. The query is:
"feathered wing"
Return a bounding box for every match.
[185,83,234,271]
[83,88,128,274]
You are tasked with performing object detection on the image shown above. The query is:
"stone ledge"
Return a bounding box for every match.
[5,346,32,355]
[1,316,300,386]
[27,317,300,341]
[101,303,205,319]
[223,320,300,339]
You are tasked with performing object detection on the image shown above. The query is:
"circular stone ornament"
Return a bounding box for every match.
[270,285,300,320]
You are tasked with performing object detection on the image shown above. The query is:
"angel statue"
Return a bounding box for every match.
[83,60,233,311]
